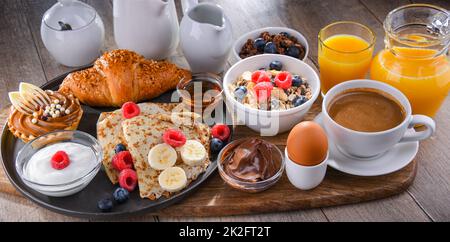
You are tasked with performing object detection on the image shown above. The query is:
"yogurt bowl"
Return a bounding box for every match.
[223,54,320,136]
[15,130,102,197]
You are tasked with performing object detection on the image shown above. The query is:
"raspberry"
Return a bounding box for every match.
[251,70,271,83]
[163,129,186,148]
[119,169,138,192]
[122,102,140,119]
[275,71,293,90]
[112,151,134,172]
[254,82,274,102]
[51,151,70,170]
[211,124,231,142]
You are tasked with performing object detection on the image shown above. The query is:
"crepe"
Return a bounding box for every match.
[122,113,210,200]
[97,103,180,184]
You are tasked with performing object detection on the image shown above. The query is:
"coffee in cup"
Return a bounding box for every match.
[322,80,436,158]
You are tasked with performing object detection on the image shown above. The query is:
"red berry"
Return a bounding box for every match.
[254,82,274,102]
[112,151,134,172]
[275,71,293,90]
[211,124,231,141]
[51,151,70,170]
[119,169,138,192]
[163,129,186,148]
[251,70,271,83]
[122,102,140,119]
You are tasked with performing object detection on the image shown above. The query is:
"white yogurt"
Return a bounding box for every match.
[24,142,98,185]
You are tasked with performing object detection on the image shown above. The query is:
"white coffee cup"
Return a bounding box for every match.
[322,80,436,159]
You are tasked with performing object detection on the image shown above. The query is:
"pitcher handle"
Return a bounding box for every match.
[399,115,436,143]
[181,0,198,14]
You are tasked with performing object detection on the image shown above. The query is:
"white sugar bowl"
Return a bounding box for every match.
[41,0,104,67]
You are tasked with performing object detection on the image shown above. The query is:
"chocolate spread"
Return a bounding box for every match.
[222,139,281,183]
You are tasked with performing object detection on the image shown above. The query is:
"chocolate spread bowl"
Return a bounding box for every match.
[217,138,285,193]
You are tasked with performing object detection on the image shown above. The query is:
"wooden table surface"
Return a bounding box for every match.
[0,0,449,222]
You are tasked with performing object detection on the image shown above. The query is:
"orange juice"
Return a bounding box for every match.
[371,47,450,117]
[318,34,374,93]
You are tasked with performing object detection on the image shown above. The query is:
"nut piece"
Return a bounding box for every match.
[272,87,288,102]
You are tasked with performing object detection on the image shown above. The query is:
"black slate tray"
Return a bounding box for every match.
[0,69,227,219]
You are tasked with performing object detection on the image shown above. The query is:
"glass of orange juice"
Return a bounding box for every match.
[318,21,376,94]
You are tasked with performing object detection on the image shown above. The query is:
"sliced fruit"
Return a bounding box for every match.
[158,167,188,193]
[122,102,141,119]
[180,140,207,166]
[119,169,138,192]
[19,82,51,107]
[112,151,134,172]
[211,124,231,141]
[51,151,70,170]
[163,129,186,148]
[148,143,177,170]
[9,92,34,114]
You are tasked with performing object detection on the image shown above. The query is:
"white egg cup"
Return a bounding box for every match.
[285,148,328,190]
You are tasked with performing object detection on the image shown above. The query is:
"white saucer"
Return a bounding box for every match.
[314,113,419,177]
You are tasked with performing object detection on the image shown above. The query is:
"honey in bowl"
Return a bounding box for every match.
[177,73,223,113]
[328,88,406,132]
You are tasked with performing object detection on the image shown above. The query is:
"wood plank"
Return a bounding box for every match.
[359,0,450,222]
[159,209,328,222]
[0,193,87,222]
[0,0,47,110]
[324,193,430,222]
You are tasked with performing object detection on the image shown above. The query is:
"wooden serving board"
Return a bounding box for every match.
[0,100,417,217]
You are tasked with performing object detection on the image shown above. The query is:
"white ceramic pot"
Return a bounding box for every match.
[180,2,233,74]
[223,54,320,136]
[322,80,436,158]
[41,0,104,67]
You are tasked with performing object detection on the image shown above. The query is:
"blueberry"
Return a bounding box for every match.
[115,144,126,154]
[264,42,278,54]
[280,32,290,38]
[234,86,247,101]
[210,138,225,154]
[113,187,130,204]
[254,38,266,52]
[97,198,113,213]
[292,75,303,87]
[293,96,308,107]
[286,46,301,58]
[269,61,283,71]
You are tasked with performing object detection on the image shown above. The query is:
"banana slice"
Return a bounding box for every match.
[19,82,51,107]
[148,143,177,171]
[9,92,34,114]
[158,167,187,192]
[180,140,207,166]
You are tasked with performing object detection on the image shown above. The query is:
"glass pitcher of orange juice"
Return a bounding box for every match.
[371,4,450,117]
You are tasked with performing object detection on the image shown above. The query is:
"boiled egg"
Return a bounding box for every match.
[286,121,328,166]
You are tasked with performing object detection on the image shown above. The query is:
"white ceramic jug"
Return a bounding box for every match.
[180,0,233,74]
[113,0,179,60]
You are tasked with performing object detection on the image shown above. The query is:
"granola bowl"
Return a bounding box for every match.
[223,54,320,136]
[233,27,309,62]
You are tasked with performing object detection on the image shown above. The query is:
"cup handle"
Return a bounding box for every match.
[399,115,436,143]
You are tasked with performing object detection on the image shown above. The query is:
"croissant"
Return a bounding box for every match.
[59,49,191,107]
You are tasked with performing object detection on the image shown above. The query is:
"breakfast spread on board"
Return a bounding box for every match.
[2,2,448,216]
